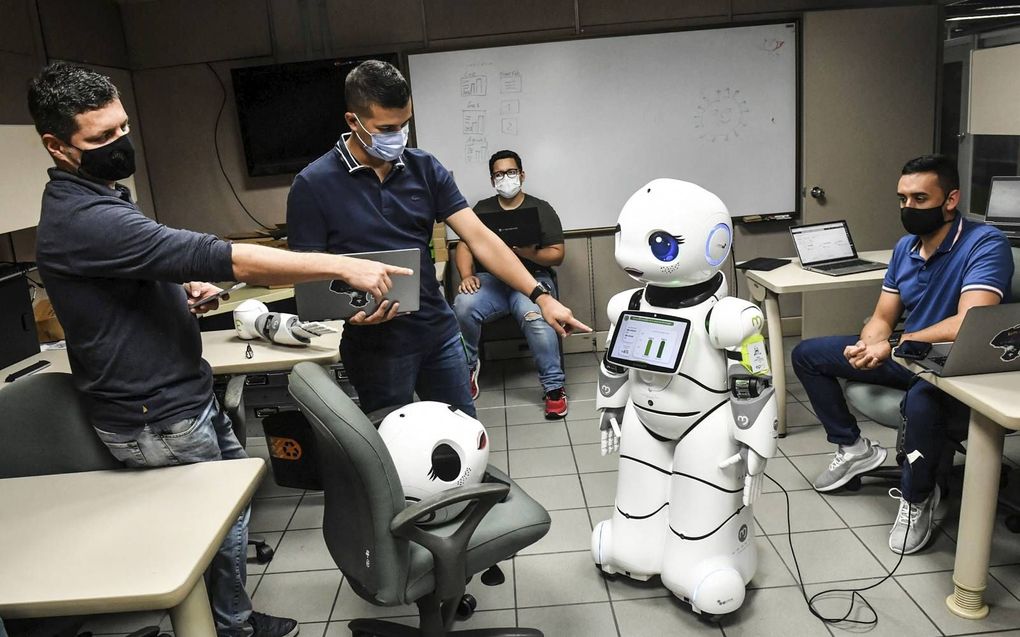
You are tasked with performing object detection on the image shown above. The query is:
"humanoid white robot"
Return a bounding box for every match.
[591,179,778,616]
[233,299,337,346]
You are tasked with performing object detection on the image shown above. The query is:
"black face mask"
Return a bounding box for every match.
[71,134,136,182]
[900,197,950,236]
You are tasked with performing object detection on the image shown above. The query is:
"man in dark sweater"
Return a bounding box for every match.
[28,63,409,637]
[454,150,569,418]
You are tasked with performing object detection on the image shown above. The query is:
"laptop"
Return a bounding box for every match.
[478,207,542,246]
[790,220,887,276]
[986,176,1020,240]
[294,248,421,320]
[912,304,1020,377]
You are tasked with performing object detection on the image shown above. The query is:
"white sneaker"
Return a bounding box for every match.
[888,487,941,555]
[812,438,888,492]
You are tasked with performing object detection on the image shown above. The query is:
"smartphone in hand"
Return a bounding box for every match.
[189,282,247,309]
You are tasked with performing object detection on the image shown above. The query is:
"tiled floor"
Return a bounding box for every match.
[82,337,1020,637]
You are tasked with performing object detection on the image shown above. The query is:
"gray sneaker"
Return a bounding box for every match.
[812,438,888,492]
[888,487,941,555]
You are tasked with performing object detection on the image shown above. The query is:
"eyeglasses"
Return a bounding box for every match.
[492,169,521,180]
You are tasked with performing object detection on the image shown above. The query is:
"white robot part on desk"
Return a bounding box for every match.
[378,401,489,525]
[232,299,337,347]
[591,179,779,617]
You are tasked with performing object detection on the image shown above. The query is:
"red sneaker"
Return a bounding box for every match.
[544,387,568,419]
[469,362,481,401]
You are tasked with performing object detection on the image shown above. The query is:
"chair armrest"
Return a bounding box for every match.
[224,374,247,447]
[224,374,247,414]
[390,482,510,600]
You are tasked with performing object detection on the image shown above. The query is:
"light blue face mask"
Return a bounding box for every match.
[354,113,408,162]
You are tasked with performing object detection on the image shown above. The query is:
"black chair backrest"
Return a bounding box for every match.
[0,373,121,479]
[287,362,411,606]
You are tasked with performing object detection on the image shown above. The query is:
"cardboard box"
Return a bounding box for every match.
[33,297,64,343]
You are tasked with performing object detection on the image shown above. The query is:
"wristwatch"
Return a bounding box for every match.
[529,283,551,303]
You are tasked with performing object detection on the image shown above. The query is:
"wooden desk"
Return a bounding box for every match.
[0,321,343,385]
[0,458,266,637]
[744,250,892,436]
[902,366,1020,619]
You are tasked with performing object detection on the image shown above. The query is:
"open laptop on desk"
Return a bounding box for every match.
[986,176,1020,240]
[790,220,887,276]
[477,207,542,246]
[295,248,421,320]
[907,304,1020,377]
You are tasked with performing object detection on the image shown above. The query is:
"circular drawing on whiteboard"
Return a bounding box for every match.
[695,88,749,142]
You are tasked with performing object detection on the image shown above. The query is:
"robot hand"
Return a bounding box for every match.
[599,408,624,456]
[253,313,336,346]
[719,446,769,506]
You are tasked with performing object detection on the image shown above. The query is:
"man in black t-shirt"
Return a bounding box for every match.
[454,150,569,418]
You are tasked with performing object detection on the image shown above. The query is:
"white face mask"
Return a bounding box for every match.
[353,113,408,162]
[495,174,522,199]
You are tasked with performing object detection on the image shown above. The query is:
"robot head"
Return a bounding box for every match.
[614,179,733,287]
[378,401,489,526]
[233,299,268,340]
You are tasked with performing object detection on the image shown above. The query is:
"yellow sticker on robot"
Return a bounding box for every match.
[740,334,770,375]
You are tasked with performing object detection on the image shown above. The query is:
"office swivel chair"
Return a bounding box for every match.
[842,246,1020,522]
[287,362,551,637]
[219,374,274,564]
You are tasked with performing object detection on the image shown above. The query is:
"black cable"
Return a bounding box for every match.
[767,368,936,626]
[205,63,274,231]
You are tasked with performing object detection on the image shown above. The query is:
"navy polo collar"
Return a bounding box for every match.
[334,133,406,174]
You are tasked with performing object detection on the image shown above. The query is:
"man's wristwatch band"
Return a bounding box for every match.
[529,283,550,303]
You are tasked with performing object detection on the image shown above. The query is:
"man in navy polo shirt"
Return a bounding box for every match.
[287,60,590,418]
[792,155,1013,555]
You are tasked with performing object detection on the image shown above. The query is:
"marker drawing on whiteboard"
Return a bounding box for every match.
[460,73,487,97]
[694,88,749,142]
[499,70,522,94]
[462,110,486,135]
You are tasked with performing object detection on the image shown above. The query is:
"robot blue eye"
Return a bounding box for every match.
[648,231,681,262]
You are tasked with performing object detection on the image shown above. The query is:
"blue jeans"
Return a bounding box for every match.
[792,335,969,502]
[93,398,253,637]
[453,272,565,393]
[342,331,477,417]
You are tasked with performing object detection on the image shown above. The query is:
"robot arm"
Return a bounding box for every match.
[596,355,630,456]
[719,366,778,506]
[596,289,639,455]
[233,299,336,347]
[707,297,767,353]
[710,298,777,504]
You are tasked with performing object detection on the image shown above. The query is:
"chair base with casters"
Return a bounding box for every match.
[287,362,551,637]
[220,374,275,565]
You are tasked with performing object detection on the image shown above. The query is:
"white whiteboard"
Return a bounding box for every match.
[0,125,140,235]
[409,22,798,231]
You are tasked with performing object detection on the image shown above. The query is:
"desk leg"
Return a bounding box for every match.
[761,291,787,438]
[946,410,1005,620]
[170,577,217,637]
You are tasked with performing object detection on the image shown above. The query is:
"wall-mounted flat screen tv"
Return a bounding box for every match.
[232,54,399,177]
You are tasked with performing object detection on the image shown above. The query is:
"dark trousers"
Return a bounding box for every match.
[792,335,970,502]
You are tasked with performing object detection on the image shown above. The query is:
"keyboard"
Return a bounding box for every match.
[811,259,883,274]
[928,354,949,367]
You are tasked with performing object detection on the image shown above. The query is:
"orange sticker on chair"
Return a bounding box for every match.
[269,436,303,461]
